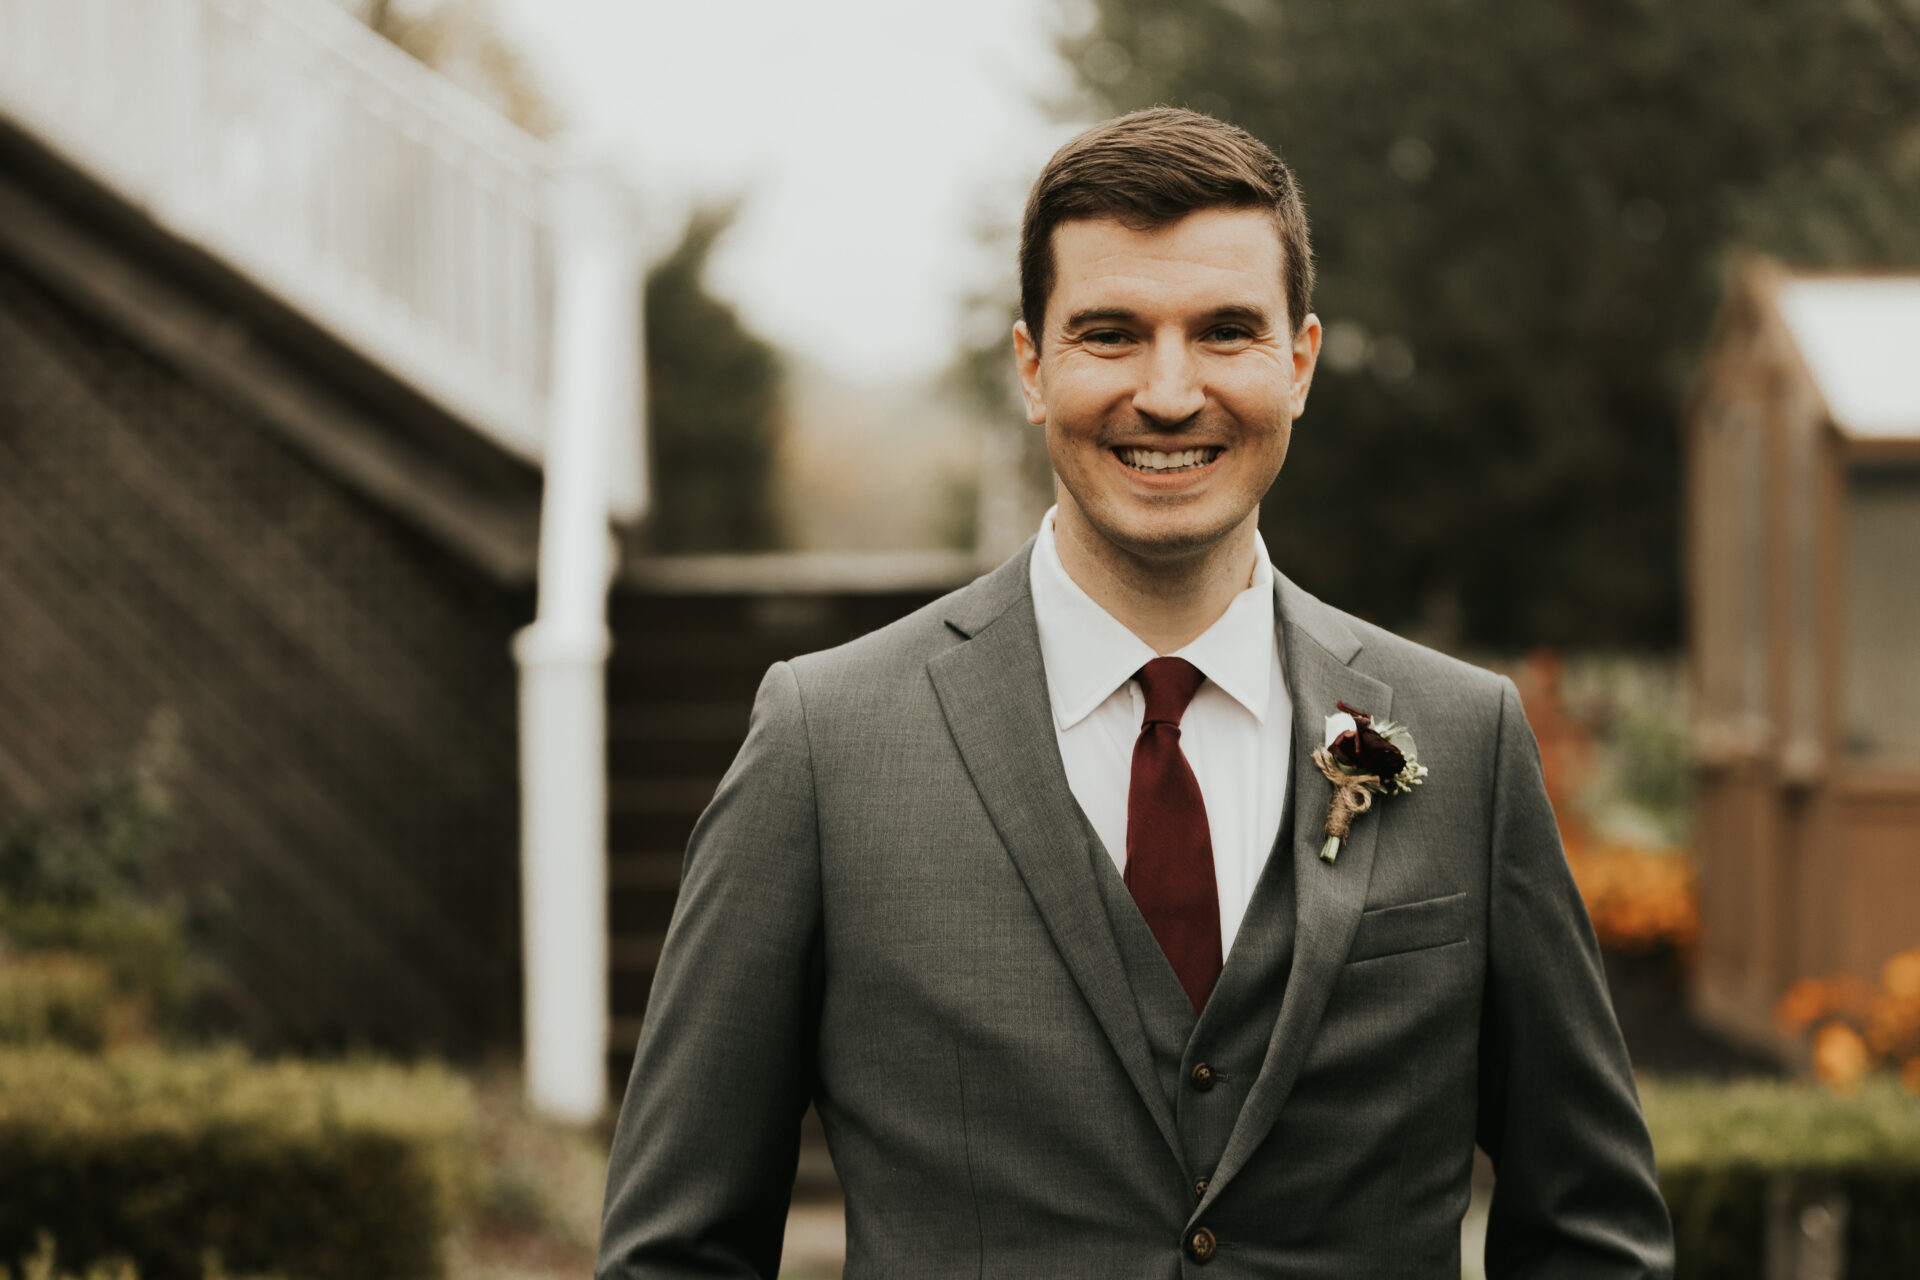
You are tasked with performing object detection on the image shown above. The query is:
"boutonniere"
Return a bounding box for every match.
[1314,701,1429,863]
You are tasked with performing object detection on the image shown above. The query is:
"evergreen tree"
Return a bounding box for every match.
[644,208,786,552]
[1067,0,1920,646]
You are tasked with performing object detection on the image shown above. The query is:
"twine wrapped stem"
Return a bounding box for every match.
[1312,747,1381,863]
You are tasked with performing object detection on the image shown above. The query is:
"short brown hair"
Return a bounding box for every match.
[1019,108,1314,345]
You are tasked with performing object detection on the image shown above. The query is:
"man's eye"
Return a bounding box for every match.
[1084,330,1132,346]
[1207,325,1253,343]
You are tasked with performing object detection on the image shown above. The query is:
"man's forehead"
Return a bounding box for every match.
[1048,209,1287,310]
[1051,206,1284,251]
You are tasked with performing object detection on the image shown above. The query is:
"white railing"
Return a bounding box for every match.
[2,0,648,1121]
[0,0,594,468]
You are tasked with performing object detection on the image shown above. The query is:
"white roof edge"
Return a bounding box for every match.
[1773,275,1920,441]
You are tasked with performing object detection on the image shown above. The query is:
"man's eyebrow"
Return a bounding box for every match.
[1059,304,1277,332]
[1060,307,1138,331]
[1204,304,1276,327]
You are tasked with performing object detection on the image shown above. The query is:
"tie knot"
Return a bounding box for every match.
[1136,657,1205,727]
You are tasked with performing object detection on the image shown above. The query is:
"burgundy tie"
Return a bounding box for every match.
[1124,657,1223,1011]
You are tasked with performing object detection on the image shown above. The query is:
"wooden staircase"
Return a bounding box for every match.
[603,556,979,1089]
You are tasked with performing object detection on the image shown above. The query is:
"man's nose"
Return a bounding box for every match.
[1132,339,1205,427]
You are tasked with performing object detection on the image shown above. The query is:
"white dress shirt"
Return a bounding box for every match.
[1029,509,1293,958]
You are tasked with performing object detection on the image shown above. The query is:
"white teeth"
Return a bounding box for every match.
[1118,447,1217,472]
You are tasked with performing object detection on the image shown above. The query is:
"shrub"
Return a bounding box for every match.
[1642,1077,1920,1277]
[0,954,117,1050]
[1568,843,1699,958]
[1499,654,1701,957]
[0,1047,472,1280]
[3,1231,284,1279]
[0,714,196,1031]
[0,713,179,911]
[0,902,188,1029]
[1775,944,1920,1094]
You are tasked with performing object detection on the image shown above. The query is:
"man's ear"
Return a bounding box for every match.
[1289,314,1323,421]
[1013,320,1047,427]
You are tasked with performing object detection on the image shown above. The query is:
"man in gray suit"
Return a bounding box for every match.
[598,109,1673,1278]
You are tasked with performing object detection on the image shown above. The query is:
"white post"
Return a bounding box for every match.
[514,157,644,1124]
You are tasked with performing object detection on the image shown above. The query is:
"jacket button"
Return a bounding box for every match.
[1190,1062,1216,1091]
[1186,1226,1218,1263]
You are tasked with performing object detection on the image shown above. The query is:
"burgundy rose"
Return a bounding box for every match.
[1328,701,1405,780]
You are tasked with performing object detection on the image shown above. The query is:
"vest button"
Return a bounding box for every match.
[1190,1061,1216,1091]
[1194,1176,1209,1196]
[1186,1226,1218,1263]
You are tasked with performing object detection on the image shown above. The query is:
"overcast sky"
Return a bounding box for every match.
[492,0,1090,385]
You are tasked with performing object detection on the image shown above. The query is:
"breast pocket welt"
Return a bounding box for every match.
[1344,892,1472,965]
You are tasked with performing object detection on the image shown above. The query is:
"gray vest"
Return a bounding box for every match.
[1090,791,1297,1188]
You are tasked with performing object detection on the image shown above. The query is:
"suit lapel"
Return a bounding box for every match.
[1195,574,1392,1217]
[927,546,1183,1162]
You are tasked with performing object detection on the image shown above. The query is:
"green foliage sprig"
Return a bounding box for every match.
[0,713,194,1032]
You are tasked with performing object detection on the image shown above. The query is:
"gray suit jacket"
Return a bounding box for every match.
[597,544,1673,1279]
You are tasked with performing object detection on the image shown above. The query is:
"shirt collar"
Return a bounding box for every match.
[1029,508,1277,731]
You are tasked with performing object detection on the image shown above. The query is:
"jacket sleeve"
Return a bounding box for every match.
[597,660,824,1280]
[1476,677,1675,1279]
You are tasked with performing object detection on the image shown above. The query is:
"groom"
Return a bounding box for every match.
[597,109,1672,1278]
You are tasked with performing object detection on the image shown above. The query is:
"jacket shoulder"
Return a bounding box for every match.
[1343,611,1507,701]
[782,546,1027,698]
[1282,580,1513,758]
[1281,573,1504,701]
[788,589,964,683]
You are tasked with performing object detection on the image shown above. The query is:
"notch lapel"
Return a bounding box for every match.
[927,549,1182,1163]
[1193,575,1392,1218]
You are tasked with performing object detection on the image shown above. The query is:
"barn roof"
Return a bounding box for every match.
[1776,276,1920,440]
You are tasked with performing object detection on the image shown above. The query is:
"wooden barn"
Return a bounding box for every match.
[1688,258,1920,1048]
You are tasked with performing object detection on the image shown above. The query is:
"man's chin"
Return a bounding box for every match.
[1091,513,1250,566]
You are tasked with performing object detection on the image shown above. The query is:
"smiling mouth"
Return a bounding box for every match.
[1114,446,1222,474]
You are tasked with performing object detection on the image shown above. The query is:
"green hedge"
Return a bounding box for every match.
[1643,1077,1920,1278]
[3,1231,283,1279]
[0,1048,472,1280]
[0,902,190,1029]
[0,955,116,1050]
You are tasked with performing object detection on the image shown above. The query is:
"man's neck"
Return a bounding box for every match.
[1051,506,1260,655]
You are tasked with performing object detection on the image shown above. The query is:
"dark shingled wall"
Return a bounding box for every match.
[0,253,530,1053]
